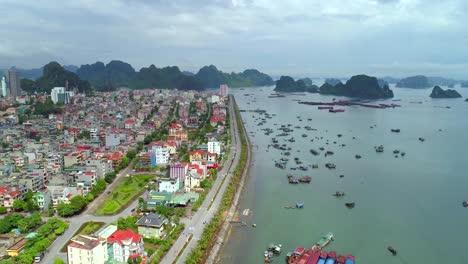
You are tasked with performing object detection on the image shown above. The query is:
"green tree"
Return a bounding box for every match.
[117,216,138,233]
[54,258,65,264]
[126,149,137,159]
[78,130,91,140]
[12,200,27,211]
[0,206,7,214]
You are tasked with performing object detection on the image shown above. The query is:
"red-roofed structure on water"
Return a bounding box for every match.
[107,230,145,263]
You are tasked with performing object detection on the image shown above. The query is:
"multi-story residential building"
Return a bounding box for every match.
[135,152,156,169]
[158,177,181,193]
[208,141,222,155]
[73,171,97,186]
[219,84,229,97]
[64,151,86,167]
[168,123,183,137]
[67,235,108,264]
[148,144,169,165]
[18,175,44,193]
[107,230,144,263]
[86,159,112,180]
[34,189,52,210]
[105,133,120,147]
[170,163,187,183]
[136,213,167,239]
[89,128,99,140]
[50,87,72,104]
[6,70,21,98]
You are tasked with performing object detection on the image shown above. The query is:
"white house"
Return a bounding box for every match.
[107,230,144,263]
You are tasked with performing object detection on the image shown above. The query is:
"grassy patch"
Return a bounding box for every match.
[95,174,155,216]
[60,221,105,253]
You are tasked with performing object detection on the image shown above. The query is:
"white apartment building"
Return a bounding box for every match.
[208,141,222,155]
[67,235,108,264]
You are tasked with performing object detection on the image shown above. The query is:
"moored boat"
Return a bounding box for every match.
[298,176,311,183]
[315,232,334,248]
[325,251,337,264]
[317,252,328,264]
[287,174,299,184]
[332,191,345,197]
[336,255,346,264]
[329,109,345,113]
[345,255,355,264]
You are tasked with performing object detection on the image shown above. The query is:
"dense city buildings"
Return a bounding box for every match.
[0,84,230,264]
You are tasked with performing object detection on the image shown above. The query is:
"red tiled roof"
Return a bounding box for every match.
[107,230,142,246]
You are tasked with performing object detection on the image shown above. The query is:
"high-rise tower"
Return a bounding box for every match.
[1,76,6,97]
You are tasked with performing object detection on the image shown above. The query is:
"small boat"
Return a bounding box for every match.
[264,257,272,263]
[375,145,384,153]
[355,154,361,159]
[332,191,345,197]
[329,109,345,113]
[315,232,334,248]
[318,106,334,110]
[393,150,400,154]
[418,137,425,142]
[345,255,355,264]
[325,251,337,264]
[325,163,336,169]
[298,176,311,183]
[310,149,319,156]
[463,201,468,207]
[336,255,346,264]
[287,175,299,184]
[268,244,282,255]
[312,164,319,169]
[326,151,334,155]
[295,203,304,209]
[391,129,400,133]
[317,252,328,264]
[345,202,355,208]
[387,246,397,255]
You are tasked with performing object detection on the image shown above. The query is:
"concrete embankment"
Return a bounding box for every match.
[207,96,252,264]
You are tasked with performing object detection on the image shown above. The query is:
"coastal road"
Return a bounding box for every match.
[161,95,241,264]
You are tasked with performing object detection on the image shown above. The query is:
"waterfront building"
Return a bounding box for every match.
[6,70,21,97]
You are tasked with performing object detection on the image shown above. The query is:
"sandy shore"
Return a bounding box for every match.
[207,97,252,264]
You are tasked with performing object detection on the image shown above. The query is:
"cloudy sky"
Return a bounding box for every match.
[0,0,467,78]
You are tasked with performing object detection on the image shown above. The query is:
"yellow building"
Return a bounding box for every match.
[7,238,28,257]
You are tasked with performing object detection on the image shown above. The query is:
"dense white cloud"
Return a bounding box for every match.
[0,0,467,78]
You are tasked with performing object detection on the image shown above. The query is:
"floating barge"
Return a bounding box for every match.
[300,100,401,109]
[286,232,358,264]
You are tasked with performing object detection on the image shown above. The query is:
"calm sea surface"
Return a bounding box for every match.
[219,85,468,264]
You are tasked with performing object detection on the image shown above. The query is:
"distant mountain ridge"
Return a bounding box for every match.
[12,61,274,92]
[275,74,393,99]
[396,75,459,88]
[20,62,91,94]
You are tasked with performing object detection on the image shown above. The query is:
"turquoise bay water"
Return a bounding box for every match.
[219,86,468,264]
